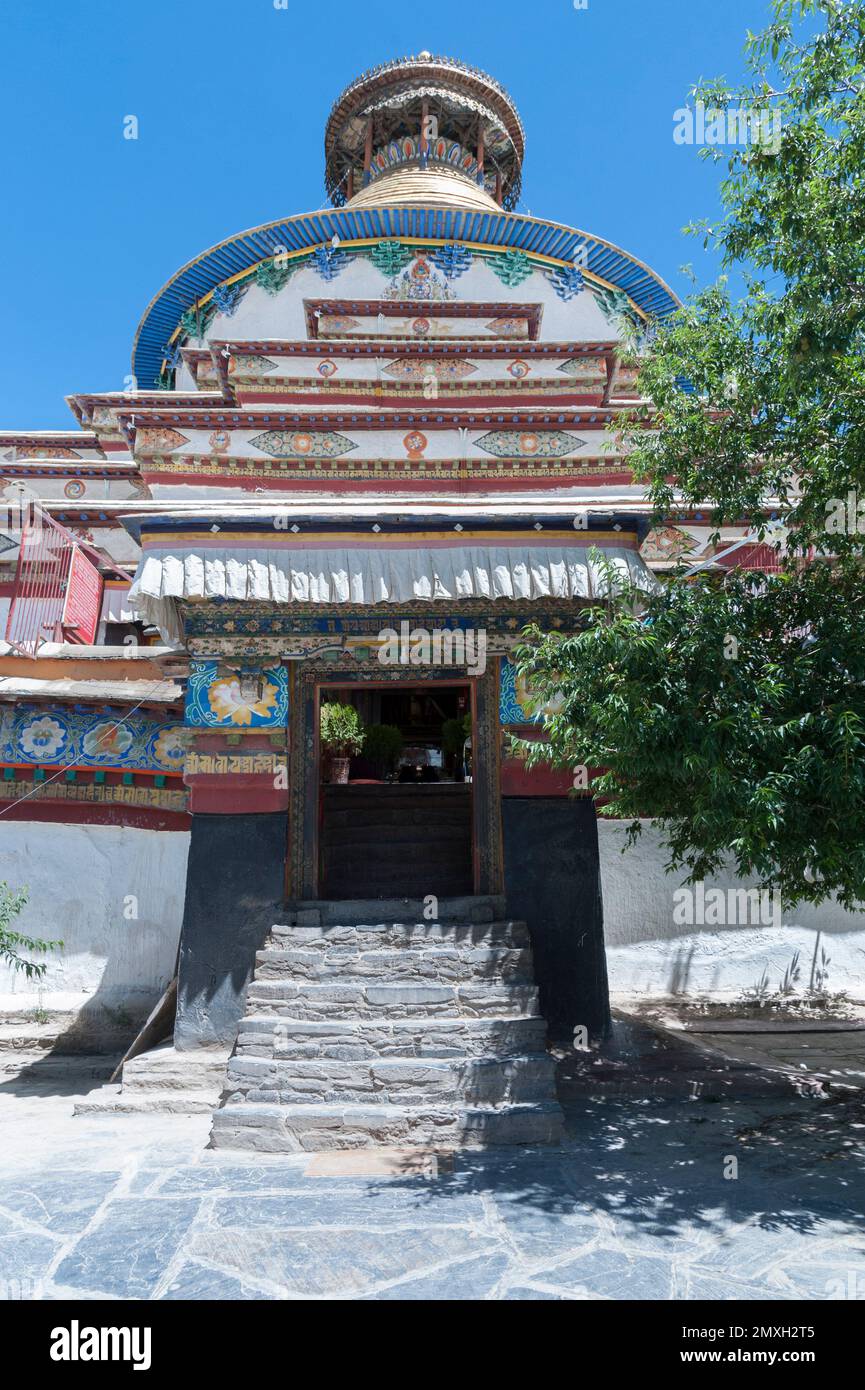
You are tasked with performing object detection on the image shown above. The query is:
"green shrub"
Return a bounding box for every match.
[441,716,470,756]
[320,701,365,758]
[0,883,62,979]
[363,724,404,777]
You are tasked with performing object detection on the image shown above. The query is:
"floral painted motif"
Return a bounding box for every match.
[319,315,360,335]
[2,705,185,772]
[231,355,278,375]
[19,715,67,760]
[82,722,134,760]
[403,430,428,460]
[640,526,696,562]
[249,431,357,459]
[610,364,641,396]
[499,658,565,725]
[488,249,533,288]
[368,136,493,191]
[474,430,588,459]
[208,430,230,454]
[384,359,477,382]
[207,675,280,727]
[135,427,190,455]
[184,661,289,729]
[556,357,609,383]
[485,318,528,338]
[150,727,189,767]
[546,265,586,302]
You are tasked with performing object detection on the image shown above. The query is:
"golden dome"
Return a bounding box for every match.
[347,164,502,213]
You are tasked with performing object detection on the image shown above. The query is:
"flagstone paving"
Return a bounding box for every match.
[2,1050,864,1302]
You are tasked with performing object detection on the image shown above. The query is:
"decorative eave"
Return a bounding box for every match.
[67,390,230,429]
[0,676,183,708]
[0,429,104,460]
[204,339,619,359]
[116,406,640,425]
[324,53,525,207]
[131,213,680,392]
[0,459,138,479]
[326,54,525,150]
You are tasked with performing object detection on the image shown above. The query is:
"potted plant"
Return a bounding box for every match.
[362,723,404,780]
[320,701,364,784]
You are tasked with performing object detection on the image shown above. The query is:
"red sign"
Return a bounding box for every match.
[61,546,103,644]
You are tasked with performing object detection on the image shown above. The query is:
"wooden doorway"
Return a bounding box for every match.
[287,662,504,902]
[320,682,472,899]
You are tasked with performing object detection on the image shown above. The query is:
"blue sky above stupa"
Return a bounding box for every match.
[0,0,767,426]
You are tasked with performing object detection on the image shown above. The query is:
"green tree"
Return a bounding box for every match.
[517,0,865,909]
[0,883,62,979]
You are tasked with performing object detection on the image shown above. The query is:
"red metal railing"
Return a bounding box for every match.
[4,507,83,656]
[714,541,785,574]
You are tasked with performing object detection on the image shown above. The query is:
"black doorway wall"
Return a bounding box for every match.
[502,796,610,1042]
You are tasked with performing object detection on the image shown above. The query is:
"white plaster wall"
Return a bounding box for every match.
[160,423,615,462]
[206,259,618,344]
[599,819,865,1000]
[0,821,189,1016]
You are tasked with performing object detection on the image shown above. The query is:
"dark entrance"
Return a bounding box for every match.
[319,683,473,899]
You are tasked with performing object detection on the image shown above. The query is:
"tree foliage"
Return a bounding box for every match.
[517,0,865,908]
[0,883,62,979]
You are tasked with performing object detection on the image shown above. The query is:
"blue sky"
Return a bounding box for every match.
[0,0,772,428]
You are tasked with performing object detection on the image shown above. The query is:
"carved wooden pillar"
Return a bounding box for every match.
[472,657,505,894]
[363,117,373,186]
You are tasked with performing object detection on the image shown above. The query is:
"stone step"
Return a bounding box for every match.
[244,978,540,1021]
[235,1014,548,1060]
[268,920,530,949]
[75,1087,218,1116]
[210,1099,564,1152]
[0,1021,130,1056]
[254,944,533,984]
[0,1051,119,1082]
[120,1044,231,1093]
[288,895,507,927]
[221,1053,557,1107]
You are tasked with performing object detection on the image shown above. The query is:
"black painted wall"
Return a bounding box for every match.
[174,812,288,1050]
[502,797,610,1042]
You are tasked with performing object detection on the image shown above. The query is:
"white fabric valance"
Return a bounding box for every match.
[128,541,657,642]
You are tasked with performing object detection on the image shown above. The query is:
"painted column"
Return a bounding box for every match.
[174,659,290,1049]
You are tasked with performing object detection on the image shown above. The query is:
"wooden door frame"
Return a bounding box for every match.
[286,659,504,901]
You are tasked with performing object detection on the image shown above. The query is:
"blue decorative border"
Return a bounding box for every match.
[500,658,543,725]
[0,703,187,772]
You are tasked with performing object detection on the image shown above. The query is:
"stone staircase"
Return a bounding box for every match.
[209,896,563,1152]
